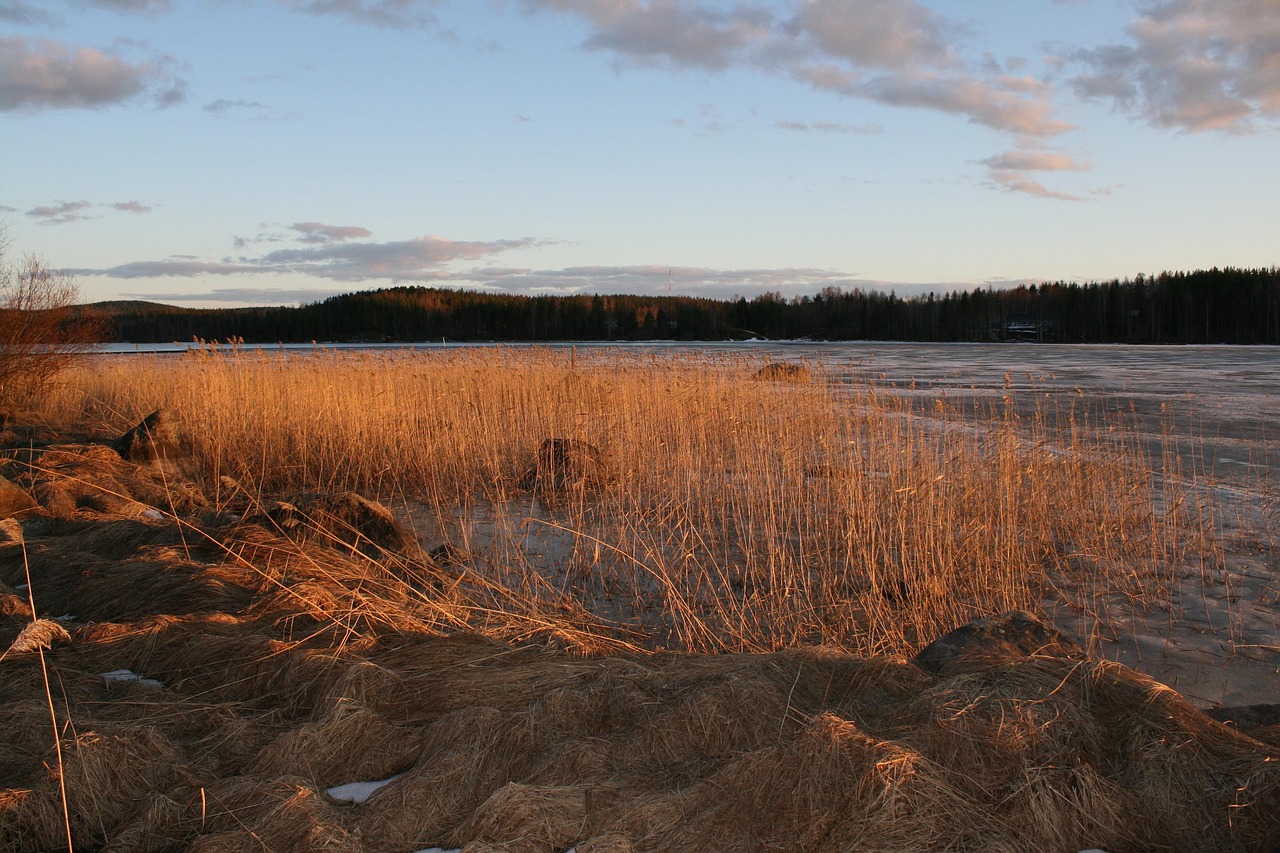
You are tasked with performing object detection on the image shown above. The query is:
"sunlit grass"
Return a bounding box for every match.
[41,344,1221,656]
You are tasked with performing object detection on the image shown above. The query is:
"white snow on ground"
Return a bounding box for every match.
[100,669,165,688]
[325,773,404,804]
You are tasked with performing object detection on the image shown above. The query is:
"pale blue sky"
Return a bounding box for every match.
[2,0,1277,306]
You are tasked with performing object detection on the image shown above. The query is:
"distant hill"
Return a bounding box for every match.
[78,266,1280,345]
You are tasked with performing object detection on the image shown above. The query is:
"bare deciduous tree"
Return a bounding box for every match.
[0,233,101,407]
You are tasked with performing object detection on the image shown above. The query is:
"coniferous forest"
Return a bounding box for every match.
[84,266,1280,345]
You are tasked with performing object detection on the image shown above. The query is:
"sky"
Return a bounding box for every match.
[1,0,1278,307]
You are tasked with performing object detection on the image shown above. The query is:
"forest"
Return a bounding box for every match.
[84,266,1280,345]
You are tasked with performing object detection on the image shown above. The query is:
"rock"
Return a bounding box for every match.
[112,410,174,462]
[0,474,37,518]
[519,438,609,494]
[1203,703,1280,734]
[913,610,1084,676]
[753,362,811,382]
[265,492,434,564]
[429,542,472,568]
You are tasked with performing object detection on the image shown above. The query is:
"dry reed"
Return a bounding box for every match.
[37,345,1219,657]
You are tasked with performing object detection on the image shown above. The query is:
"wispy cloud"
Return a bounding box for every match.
[776,119,881,134]
[0,1,60,25]
[78,226,542,283]
[0,36,186,112]
[254,235,540,280]
[26,198,154,224]
[523,0,1077,196]
[285,0,443,30]
[980,146,1089,200]
[79,0,173,10]
[27,200,95,225]
[525,0,1069,139]
[77,259,266,278]
[1068,0,1280,132]
[204,98,300,121]
[289,221,373,244]
[118,286,347,306]
[438,264,874,299]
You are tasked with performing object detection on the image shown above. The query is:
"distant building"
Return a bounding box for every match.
[1000,314,1054,340]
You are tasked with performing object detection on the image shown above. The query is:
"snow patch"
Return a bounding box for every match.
[101,669,165,688]
[326,773,404,804]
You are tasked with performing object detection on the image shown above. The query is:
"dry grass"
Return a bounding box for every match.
[36,345,1220,657]
[0,353,1274,852]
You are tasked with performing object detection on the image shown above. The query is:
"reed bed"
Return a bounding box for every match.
[41,345,1219,657]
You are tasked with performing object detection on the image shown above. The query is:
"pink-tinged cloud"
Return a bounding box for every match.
[852,71,1072,136]
[78,232,542,283]
[788,0,957,71]
[1070,0,1280,132]
[981,148,1089,200]
[526,0,1072,139]
[776,119,881,134]
[0,36,185,112]
[289,221,373,244]
[111,200,152,213]
[76,260,267,278]
[258,235,539,280]
[27,199,94,224]
[982,150,1087,173]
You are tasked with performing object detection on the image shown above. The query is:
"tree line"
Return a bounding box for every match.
[85,266,1280,345]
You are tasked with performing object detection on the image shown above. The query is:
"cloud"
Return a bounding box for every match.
[257,235,539,280]
[980,146,1089,200]
[73,259,267,278]
[78,232,541,282]
[289,221,373,244]
[787,0,959,71]
[27,200,95,225]
[204,98,299,121]
[25,199,154,223]
[285,0,442,29]
[442,263,876,299]
[119,286,345,305]
[78,0,172,10]
[0,1,60,25]
[1069,0,1280,131]
[0,36,186,112]
[526,0,1071,140]
[776,119,881,134]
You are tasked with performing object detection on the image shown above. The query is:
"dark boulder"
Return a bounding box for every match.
[1203,703,1280,745]
[752,362,811,382]
[519,438,609,494]
[0,474,37,518]
[112,410,176,462]
[913,610,1084,676]
[265,492,422,559]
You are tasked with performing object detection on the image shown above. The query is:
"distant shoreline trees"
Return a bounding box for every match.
[82,266,1280,346]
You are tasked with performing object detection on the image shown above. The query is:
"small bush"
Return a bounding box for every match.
[0,241,99,408]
